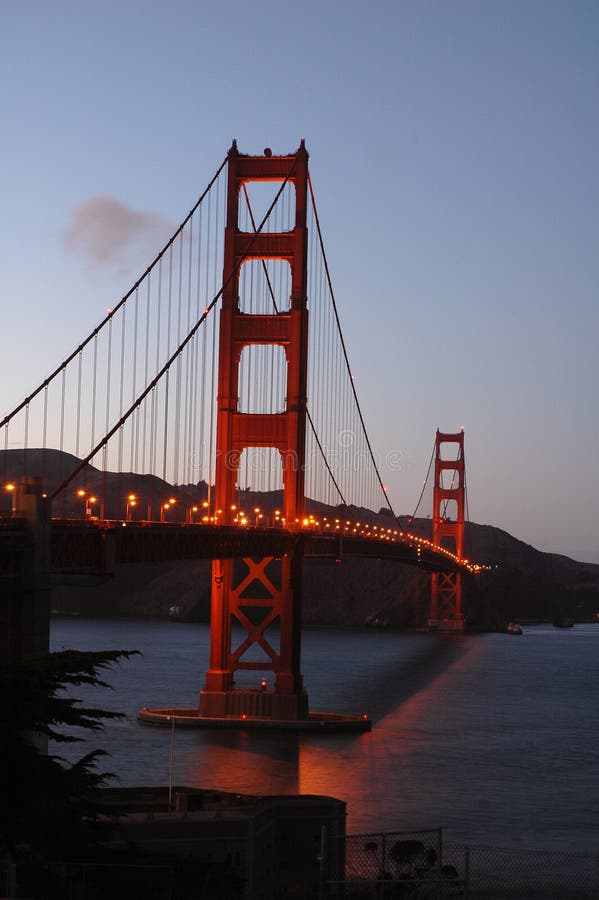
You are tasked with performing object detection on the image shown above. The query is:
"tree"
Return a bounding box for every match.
[0,649,137,862]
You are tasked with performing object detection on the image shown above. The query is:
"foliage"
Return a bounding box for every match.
[0,649,137,861]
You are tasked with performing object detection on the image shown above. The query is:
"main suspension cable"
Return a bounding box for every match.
[240,183,348,507]
[1,155,229,430]
[49,159,298,502]
[308,175,396,518]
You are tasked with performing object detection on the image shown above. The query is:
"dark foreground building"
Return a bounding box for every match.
[94,786,346,900]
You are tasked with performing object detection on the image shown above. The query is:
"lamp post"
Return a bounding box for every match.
[168,715,175,810]
[125,493,137,521]
[77,488,87,519]
[4,482,16,515]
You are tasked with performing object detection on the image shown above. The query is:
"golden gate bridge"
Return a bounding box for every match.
[0,142,477,730]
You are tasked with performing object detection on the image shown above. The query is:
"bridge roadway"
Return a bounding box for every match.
[1,516,471,578]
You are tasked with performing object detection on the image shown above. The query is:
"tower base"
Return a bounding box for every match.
[428,617,465,632]
[199,688,309,721]
[138,705,370,733]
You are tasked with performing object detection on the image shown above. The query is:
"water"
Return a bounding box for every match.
[50,618,599,852]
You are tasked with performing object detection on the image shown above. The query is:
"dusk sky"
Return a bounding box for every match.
[2,1,598,562]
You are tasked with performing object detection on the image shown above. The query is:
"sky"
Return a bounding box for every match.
[2,0,598,562]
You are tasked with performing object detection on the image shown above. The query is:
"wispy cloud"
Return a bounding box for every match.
[64,195,173,269]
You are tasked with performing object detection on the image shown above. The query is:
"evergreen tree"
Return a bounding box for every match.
[0,649,136,861]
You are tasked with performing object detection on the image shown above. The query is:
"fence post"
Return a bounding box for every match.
[437,827,443,900]
[318,825,328,900]
[78,862,87,900]
[7,862,17,899]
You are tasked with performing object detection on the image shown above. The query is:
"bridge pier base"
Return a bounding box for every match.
[198,689,309,721]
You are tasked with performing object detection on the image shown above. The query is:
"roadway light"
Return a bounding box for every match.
[5,482,16,514]
[126,496,137,521]
[76,489,89,519]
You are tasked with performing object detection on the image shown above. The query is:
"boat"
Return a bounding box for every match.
[553,614,574,628]
[506,621,523,635]
[364,614,390,629]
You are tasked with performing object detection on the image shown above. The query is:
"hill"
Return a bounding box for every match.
[3,449,598,628]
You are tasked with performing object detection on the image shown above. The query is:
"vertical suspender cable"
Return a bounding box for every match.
[308,176,396,519]
[91,335,98,466]
[76,351,82,460]
[2,426,7,486]
[204,189,212,509]
[162,369,170,486]
[208,179,219,507]
[104,318,113,476]
[131,287,140,478]
[118,305,126,474]
[42,385,48,484]
[23,403,29,479]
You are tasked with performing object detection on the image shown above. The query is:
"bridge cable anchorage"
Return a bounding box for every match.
[239,183,348,508]
[0,155,229,432]
[307,175,396,519]
[46,157,299,503]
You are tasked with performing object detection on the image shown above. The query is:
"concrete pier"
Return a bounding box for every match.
[138,705,371,733]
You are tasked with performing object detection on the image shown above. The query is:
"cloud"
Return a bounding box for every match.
[64,195,173,269]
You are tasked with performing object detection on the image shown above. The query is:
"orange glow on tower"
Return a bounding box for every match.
[430,429,466,631]
[200,141,309,721]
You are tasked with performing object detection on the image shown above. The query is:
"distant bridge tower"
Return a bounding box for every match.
[429,429,466,631]
[200,141,309,721]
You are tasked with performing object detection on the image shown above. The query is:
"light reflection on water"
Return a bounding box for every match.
[50,618,599,851]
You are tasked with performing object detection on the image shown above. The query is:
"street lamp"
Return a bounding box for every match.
[77,490,96,520]
[125,493,137,521]
[4,482,16,515]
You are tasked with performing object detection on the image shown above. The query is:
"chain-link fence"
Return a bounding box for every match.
[0,859,245,899]
[3,837,598,899]
[323,831,599,900]
[445,841,599,899]
[324,828,466,898]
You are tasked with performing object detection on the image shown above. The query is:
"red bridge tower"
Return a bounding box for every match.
[200,142,309,721]
[429,429,466,631]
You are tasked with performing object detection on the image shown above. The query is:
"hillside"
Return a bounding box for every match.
[3,448,598,628]
[50,514,599,630]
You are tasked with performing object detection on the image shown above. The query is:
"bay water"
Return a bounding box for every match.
[50,617,599,853]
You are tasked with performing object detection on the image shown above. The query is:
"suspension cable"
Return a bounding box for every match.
[240,183,348,506]
[49,158,298,502]
[412,442,435,520]
[1,155,229,430]
[308,175,396,517]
